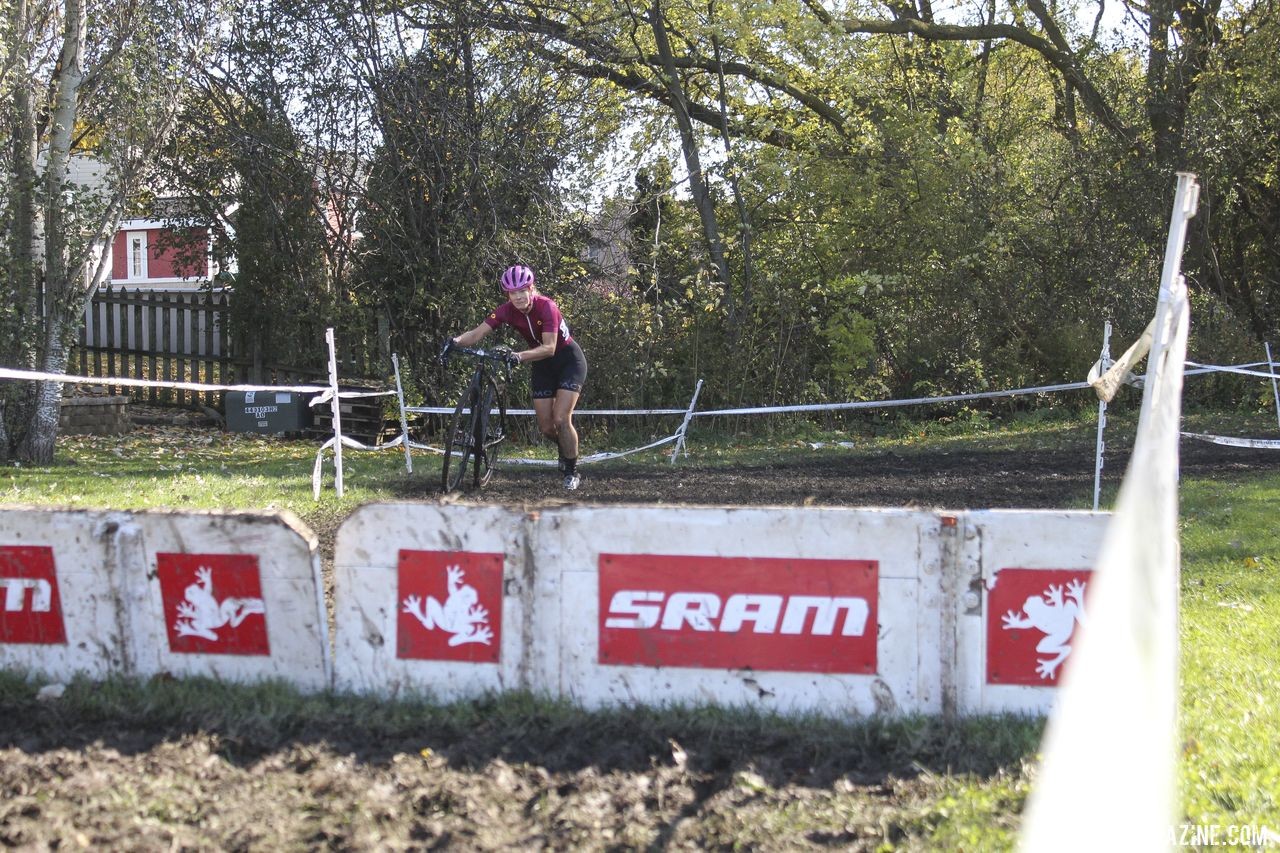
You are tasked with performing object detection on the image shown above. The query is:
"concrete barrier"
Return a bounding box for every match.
[0,510,118,680]
[0,508,329,690]
[332,503,1109,716]
[5,502,1110,716]
[332,504,528,699]
[531,506,940,716]
[954,510,1110,715]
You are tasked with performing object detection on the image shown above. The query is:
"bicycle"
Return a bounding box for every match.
[438,339,517,491]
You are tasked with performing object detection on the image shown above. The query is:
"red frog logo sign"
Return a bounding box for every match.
[0,546,66,645]
[987,568,1091,685]
[156,553,270,655]
[397,550,503,663]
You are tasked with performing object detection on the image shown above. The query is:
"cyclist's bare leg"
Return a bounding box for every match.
[552,389,581,460]
[534,398,557,443]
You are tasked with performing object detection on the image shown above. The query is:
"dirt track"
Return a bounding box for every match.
[2,432,1276,850]
[412,437,1278,510]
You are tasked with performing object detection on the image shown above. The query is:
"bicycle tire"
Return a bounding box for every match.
[441,386,477,492]
[474,376,506,487]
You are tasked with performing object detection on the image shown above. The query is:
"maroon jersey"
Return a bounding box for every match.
[484,294,573,350]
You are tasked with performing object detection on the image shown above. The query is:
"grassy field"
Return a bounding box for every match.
[1179,474,1280,825]
[0,407,1277,847]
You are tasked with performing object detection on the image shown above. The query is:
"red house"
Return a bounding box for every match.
[57,154,221,292]
[109,218,217,289]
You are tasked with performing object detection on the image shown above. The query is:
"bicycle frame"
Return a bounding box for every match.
[440,342,512,491]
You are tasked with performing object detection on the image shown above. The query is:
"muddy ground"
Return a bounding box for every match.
[415,435,1278,510]
[2,424,1276,850]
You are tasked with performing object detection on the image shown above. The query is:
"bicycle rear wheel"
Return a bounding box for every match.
[441,388,477,492]
[473,376,506,487]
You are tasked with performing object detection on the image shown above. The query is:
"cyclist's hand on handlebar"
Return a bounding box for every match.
[438,337,455,363]
[505,352,522,368]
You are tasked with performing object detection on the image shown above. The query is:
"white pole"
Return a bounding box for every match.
[325,328,345,498]
[1021,171,1197,852]
[392,353,413,474]
[1266,342,1280,432]
[1094,321,1112,511]
[669,379,704,463]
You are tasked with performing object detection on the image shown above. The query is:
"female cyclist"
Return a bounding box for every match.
[452,264,588,490]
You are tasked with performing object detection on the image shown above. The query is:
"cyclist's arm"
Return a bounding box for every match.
[517,332,557,364]
[453,322,493,347]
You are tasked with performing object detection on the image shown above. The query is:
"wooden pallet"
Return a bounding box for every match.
[307,386,386,446]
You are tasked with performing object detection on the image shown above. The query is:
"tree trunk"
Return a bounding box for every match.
[14,0,86,464]
[1,0,40,459]
[711,28,753,312]
[647,1,733,319]
[9,92,39,352]
[42,0,85,297]
[1145,0,1178,164]
[17,335,68,465]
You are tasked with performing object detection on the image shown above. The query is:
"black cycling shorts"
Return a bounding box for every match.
[531,339,588,399]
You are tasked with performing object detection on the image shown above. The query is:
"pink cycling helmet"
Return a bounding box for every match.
[500,265,536,292]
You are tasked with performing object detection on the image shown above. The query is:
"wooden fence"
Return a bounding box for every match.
[71,287,232,407]
[70,287,385,408]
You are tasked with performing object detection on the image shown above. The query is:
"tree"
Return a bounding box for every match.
[344,15,624,395]
[644,0,732,316]
[1182,2,1280,340]
[0,0,221,462]
[156,1,354,381]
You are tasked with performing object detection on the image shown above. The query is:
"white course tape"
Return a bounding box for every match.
[403,363,1261,422]
[0,365,329,395]
[310,389,397,406]
[1184,361,1280,380]
[692,381,1092,417]
[1181,432,1280,449]
[0,365,395,401]
[503,433,681,466]
[404,405,687,416]
[697,359,1279,419]
[383,433,681,466]
[1089,317,1154,403]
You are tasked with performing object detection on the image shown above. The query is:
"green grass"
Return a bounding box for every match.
[1179,475,1280,824]
[2,408,1278,845]
[0,431,410,536]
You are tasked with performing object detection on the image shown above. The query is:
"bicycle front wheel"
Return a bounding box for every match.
[441,389,477,492]
[474,376,506,487]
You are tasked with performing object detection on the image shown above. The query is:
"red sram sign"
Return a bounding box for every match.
[156,553,270,656]
[598,554,878,674]
[0,546,66,645]
[986,567,1093,686]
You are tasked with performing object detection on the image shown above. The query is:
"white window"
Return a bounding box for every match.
[126,231,148,279]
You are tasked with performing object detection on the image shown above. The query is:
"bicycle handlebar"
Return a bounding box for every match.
[440,339,518,371]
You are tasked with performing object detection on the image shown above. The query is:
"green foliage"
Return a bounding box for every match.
[814,275,879,399]
[13,0,1275,444]
[225,104,337,376]
[352,26,620,398]
[545,19,1190,415]
[1182,4,1280,342]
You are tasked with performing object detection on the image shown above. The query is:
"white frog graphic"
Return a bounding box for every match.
[402,565,493,646]
[1001,578,1087,679]
[173,566,266,641]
